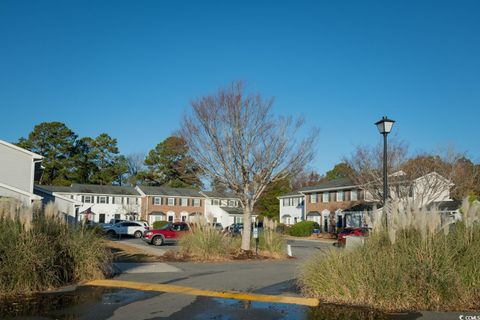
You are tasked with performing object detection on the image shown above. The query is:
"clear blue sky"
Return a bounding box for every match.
[1,0,479,174]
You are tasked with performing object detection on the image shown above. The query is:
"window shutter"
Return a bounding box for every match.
[81,195,84,202]
[152,197,155,205]
[106,196,109,204]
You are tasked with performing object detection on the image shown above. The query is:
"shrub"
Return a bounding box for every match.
[289,221,320,237]
[276,223,291,235]
[152,220,169,230]
[0,200,111,298]
[299,199,480,312]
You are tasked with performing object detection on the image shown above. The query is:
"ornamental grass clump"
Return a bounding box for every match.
[256,218,286,258]
[0,200,111,298]
[299,198,480,312]
[179,216,237,261]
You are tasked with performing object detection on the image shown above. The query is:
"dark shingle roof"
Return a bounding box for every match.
[220,207,243,215]
[35,184,140,195]
[345,202,377,212]
[138,186,202,197]
[277,191,303,198]
[201,191,238,199]
[300,178,355,192]
[426,200,461,211]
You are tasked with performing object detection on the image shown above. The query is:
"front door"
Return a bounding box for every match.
[99,214,105,224]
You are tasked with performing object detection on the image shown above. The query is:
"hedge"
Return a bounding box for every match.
[289,221,320,237]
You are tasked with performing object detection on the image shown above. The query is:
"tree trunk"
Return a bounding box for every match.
[241,204,252,251]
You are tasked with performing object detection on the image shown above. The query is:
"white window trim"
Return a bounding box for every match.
[193,199,201,207]
[337,191,344,202]
[167,198,175,206]
[322,193,329,203]
[351,190,358,201]
[310,194,317,204]
[181,198,188,206]
[98,196,107,204]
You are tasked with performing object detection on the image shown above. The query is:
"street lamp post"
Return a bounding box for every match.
[375,116,395,228]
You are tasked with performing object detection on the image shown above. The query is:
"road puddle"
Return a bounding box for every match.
[0,286,157,319]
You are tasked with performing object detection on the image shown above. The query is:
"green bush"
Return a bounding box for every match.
[152,220,169,230]
[299,200,480,312]
[276,223,291,235]
[289,221,320,237]
[0,201,111,298]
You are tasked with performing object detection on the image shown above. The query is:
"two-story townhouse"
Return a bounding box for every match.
[0,139,43,205]
[137,186,204,224]
[35,184,142,223]
[279,172,461,232]
[301,178,370,232]
[278,192,304,225]
[200,191,245,228]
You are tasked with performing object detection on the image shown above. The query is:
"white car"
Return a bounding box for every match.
[104,221,149,238]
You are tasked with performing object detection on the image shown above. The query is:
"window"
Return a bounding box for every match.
[322,193,329,203]
[310,194,317,203]
[228,200,235,207]
[154,197,161,205]
[350,190,358,201]
[221,199,227,206]
[193,199,201,207]
[181,198,188,206]
[99,214,106,223]
[84,195,93,203]
[337,191,344,202]
[168,198,175,206]
[292,197,299,206]
[168,214,174,222]
[114,214,121,220]
[213,199,220,206]
[282,198,287,206]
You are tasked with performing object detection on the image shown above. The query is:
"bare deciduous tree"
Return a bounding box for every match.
[346,140,477,206]
[125,153,146,186]
[180,81,317,250]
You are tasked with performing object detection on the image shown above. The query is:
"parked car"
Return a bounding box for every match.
[210,222,224,231]
[101,218,126,229]
[337,227,369,246]
[143,222,190,246]
[104,221,149,238]
[226,223,243,235]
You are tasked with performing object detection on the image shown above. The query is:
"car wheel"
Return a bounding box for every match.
[134,231,142,238]
[107,230,116,237]
[152,236,163,246]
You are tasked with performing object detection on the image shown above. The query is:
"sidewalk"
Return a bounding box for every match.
[284,236,336,244]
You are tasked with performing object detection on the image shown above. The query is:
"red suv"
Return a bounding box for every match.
[337,227,369,246]
[143,222,190,246]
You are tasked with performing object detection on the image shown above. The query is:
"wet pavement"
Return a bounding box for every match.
[0,286,426,320]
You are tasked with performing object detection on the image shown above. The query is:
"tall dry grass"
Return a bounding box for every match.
[299,199,480,312]
[0,200,111,298]
[179,216,239,260]
[255,218,286,258]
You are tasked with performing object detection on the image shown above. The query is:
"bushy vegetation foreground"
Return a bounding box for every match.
[299,199,480,312]
[0,200,111,298]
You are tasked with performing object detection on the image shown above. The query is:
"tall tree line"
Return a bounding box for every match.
[17,122,203,188]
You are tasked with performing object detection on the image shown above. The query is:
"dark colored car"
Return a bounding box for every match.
[226,223,244,235]
[337,227,369,246]
[142,222,190,246]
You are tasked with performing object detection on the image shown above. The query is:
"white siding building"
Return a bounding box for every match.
[35,184,142,223]
[0,140,43,205]
[277,192,304,225]
[200,191,245,228]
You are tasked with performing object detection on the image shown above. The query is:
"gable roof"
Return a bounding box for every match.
[200,191,238,199]
[137,186,202,197]
[0,140,43,160]
[35,184,140,196]
[300,178,356,193]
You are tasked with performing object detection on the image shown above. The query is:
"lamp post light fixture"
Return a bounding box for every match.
[375,116,395,227]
